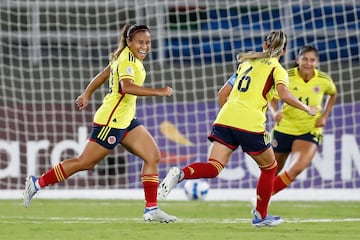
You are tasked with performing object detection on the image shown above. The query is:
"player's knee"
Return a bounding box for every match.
[143,149,161,165]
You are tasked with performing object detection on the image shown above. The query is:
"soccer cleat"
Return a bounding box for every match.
[143,207,177,223]
[23,176,39,208]
[158,167,181,200]
[252,210,283,227]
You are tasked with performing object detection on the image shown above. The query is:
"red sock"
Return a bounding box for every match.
[272,171,294,195]
[256,161,278,219]
[182,159,224,180]
[38,163,67,188]
[142,174,159,208]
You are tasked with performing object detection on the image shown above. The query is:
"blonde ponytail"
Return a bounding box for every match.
[237,31,287,62]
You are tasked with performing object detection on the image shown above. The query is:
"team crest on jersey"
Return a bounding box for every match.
[107,136,116,145]
[126,66,134,75]
[313,86,320,93]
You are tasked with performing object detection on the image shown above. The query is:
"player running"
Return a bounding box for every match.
[23,24,176,223]
[158,31,318,227]
[270,45,337,195]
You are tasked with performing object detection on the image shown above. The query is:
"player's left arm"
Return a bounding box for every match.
[120,78,173,97]
[315,90,337,127]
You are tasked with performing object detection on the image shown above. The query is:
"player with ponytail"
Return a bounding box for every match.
[23,24,176,223]
[159,31,318,227]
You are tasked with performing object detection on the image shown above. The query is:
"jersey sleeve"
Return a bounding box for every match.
[325,76,337,95]
[117,54,137,81]
[273,66,289,87]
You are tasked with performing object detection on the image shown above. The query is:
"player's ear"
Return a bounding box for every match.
[315,57,320,68]
[263,42,268,51]
[126,38,131,47]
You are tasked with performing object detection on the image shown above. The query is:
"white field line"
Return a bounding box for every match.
[1,216,360,224]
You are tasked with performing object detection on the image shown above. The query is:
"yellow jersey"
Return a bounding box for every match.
[214,57,288,133]
[93,47,146,128]
[274,67,336,135]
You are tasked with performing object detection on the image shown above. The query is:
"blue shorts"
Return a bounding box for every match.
[89,118,142,150]
[272,130,321,153]
[208,124,271,155]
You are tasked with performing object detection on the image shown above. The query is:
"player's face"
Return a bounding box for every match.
[296,51,319,75]
[127,31,151,61]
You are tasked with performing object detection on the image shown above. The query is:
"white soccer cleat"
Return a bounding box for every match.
[158,167,181,200]
[143,208,177,223]
[251,210,283,228]
[23,176,39,208]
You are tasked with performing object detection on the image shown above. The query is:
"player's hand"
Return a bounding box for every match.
[159,86,173,97]
[75,94,89,111]
[273,111,283,123]
[315,115,327,127]
[307,106,318,116]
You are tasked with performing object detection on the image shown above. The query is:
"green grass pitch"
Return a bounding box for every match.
[1,199,359,240]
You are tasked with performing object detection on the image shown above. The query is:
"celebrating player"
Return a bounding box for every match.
[158,31,318,227]
[23,24,177,223]
[270,46,337,195]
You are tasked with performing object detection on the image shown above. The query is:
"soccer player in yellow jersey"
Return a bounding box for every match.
[23,24,177,223]
[270,46,337,195]
[158,31,318,227]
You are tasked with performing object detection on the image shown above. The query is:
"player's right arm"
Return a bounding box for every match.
[218,73,237,107]
[268,98,283,123]
[76,64,111,110]
[276,83,317,116]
